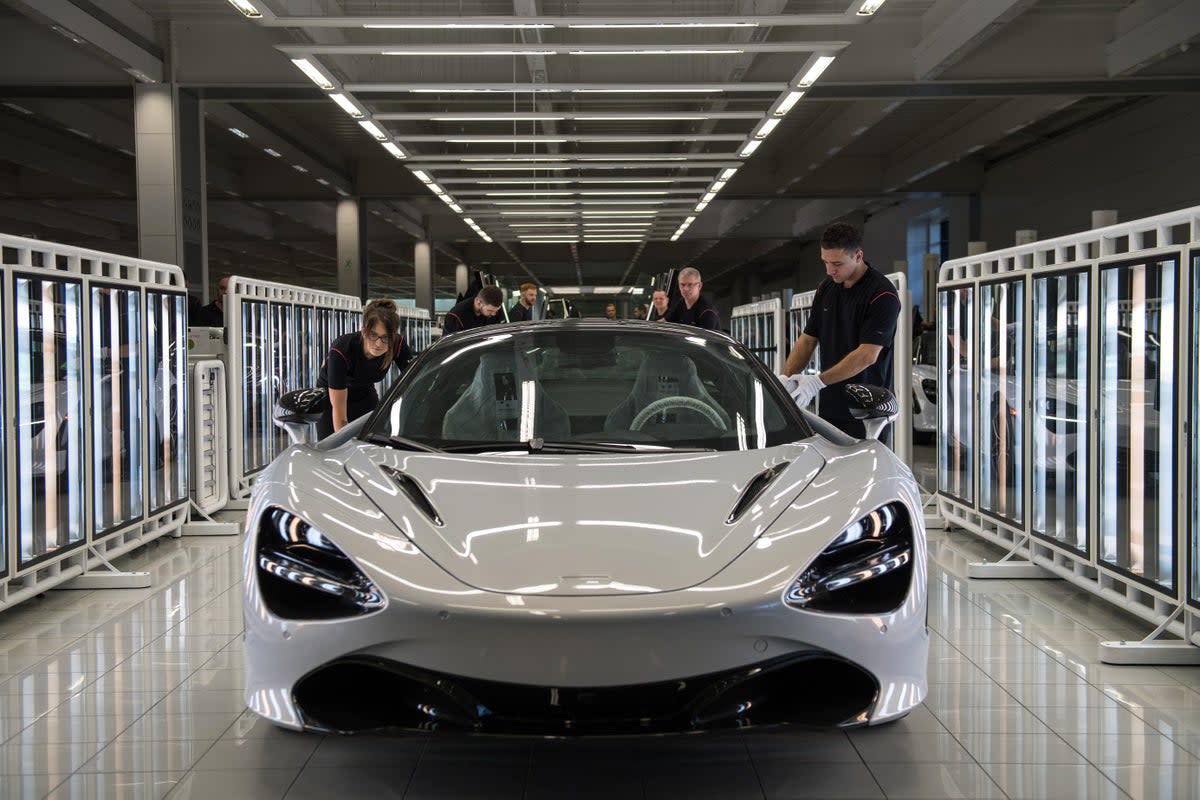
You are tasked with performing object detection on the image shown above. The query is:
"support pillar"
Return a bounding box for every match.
[455,262,469,299]
[336,198,367,300]
[1015,229,1038,246]
[1092,209,1118,229]
[135,84,207,295]
[415,240,434,320]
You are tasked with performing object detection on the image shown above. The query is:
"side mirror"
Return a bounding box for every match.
[273,387,329,446]
[845,384,898,442]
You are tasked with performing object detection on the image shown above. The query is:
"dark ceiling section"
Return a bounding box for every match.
[0,0,1197,295]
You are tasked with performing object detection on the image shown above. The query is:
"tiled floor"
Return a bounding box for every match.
[2,449,1199,798]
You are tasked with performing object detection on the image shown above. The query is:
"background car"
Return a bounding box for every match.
[244,320,928,735]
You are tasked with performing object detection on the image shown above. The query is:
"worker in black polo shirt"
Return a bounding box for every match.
[781,222,901,438]
[509,282,537,322]
[316,299,412,439]
[664,267,721,330]
[443,285,504,335]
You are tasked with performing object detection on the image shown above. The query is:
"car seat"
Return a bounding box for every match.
[603,351,730,431]
[442,351,571,440]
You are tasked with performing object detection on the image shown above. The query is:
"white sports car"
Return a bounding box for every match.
[244,320,928,734]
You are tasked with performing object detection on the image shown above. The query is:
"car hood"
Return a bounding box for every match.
[345,443,824,596]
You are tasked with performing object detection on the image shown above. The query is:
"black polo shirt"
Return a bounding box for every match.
[803,266,900,423]
[509,302,532,322]
[317,332,412,398]
[665,295,721,330]
[443,297,502,335]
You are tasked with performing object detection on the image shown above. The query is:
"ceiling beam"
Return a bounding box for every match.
[914,0,1038,80]
[282,42,847,56]
[259,14,856,28]
[4,0,162,82]
[1108,0,1200,76]
[0,200,122,239]
[347,83,787,94]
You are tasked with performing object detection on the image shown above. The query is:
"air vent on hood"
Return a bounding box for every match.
[382,467,443,527]
[727,462,790,525]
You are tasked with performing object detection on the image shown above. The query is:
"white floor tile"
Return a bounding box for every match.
[45,770,183,800]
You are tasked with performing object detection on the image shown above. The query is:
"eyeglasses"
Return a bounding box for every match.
[679,282,701,288]
[363,331,391,344]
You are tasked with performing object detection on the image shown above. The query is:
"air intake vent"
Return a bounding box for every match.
[382,467,443,527]
[727,462,790,524]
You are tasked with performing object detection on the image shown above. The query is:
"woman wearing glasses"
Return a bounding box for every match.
[317,299,411,438]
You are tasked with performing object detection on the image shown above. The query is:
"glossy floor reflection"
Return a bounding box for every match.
[2,461,1199,798]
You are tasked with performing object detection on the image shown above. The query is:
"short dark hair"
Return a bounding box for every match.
[820,222,862,253]
[478,285,504,306]
[519,282,537,293]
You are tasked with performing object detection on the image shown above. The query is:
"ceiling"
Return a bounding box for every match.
[0,0,1198,297]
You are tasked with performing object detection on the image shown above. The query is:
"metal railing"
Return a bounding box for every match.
[936,205,1200,661]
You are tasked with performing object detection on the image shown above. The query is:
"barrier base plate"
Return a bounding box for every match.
[967,561,1056,580]
[1100,640,1200,666]
[181,520,241,536]
[64,571,152,590]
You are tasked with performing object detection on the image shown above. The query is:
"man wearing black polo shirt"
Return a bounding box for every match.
[443,285,504,336]
[509,282,537,322]
[664,267,721,330]
[782,222,900,438]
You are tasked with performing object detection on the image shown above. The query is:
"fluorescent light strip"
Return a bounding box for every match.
[568,48,743,55]
[384,49,556,56]
[568,22,756,28]
[446,138,568,144]
[694,201,708,211]
[431,115,566,122]
[467,166,572,171]
[411,87,563,93]
[740,140,762,157]
[509,223,580,228]
[449,203,463,213]
[484,190,671,197]
[382,142,406,159]
[358,120,388,141]
[329,93,364,118]
[365,23,553,29]
[572,88,713,94]
[228,127,249,139]
[411,170,432,183]
[428,184,445,195]
[857,0,888,15]
[754,118,781,139]
[263,148,281,157]
[292,164,308,173]
[774,90,804,117]
[797,55,836,87]
[487,200,668,206]
[290,58,334,90]
[711,180,727,193]
[226,0,261,19]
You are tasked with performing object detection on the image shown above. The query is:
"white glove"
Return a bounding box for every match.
[777,373,800,395]
[791,373,825,408]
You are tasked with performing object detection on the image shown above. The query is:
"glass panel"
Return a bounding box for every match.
[1099,259,1175,589]
[938,287,974,502]
[92,286,143,535]
[270,303,295,452]
[979,280,1024,524]
[0,280,6,576]
[295,306,317,386]
[1192,252,1200,605]
[146,291,188,512]
[241,300,273,475]
[1031,271,1089,553]
[15,276,85,567]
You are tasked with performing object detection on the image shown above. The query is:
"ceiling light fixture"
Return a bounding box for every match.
[445,138,568,144]
[569,48,743,55]
[572,88,713,94]
[365,23,553,29]
[358,120,388,141]
[568,22,756,29]
[857,0,888,15]
[719,168,738,181]
[430,115,566,122]
[384,49,556,56]
[428,184,445,195]
[228,127,249,139]
[226,0,262,18]
[754,118,781,139]
[740,140,762,157]
[263,148,282,157]
[773,90,805,117]
[382,142,407,159]
[292,164,308,173]
[329,93,364,118]
[797,55,836,87]
[411,87,562,93]
[411,170,433,183]
[290,58,334,90]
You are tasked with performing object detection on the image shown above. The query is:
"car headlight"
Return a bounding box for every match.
[921,379,937,404]
[785,502,913,614]
[256,507,385,620]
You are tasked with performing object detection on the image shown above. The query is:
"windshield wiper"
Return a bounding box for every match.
[441,439,713,454]
[363,433,441,453]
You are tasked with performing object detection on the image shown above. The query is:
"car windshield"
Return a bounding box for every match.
[368,325,812,452]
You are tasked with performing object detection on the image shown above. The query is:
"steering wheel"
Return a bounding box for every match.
[631,396,728,431]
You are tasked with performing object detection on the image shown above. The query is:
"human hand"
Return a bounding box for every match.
[790,373,825,408]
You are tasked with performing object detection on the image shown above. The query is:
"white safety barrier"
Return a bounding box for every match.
[733,273,912,463]
[936,205,1200,663]
[225,278,362,499]
[0,234,188,610]
[729,298,786,372]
